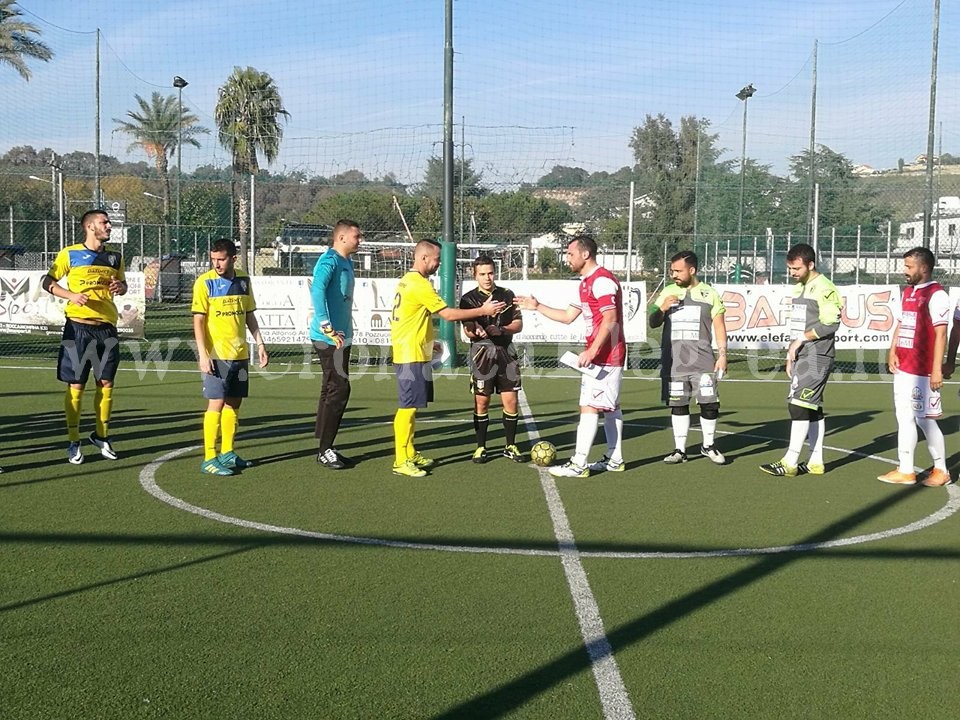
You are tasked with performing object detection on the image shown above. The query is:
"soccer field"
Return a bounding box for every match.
[2,361,959,719]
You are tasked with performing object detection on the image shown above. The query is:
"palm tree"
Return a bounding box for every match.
[0,0,53,80]
[113,92,209,243]
[215,66,290,266]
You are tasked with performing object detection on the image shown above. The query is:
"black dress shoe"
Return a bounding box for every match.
[317,448,346,469]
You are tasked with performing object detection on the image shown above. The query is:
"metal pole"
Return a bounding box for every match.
[885,220,892,283]
[830,228,836,279]
[95,29,101,206]
[439,0,456,367]
[736,84,755,284]
[249,174,256,272]
[174,76,188,254]
[139,225,144,270]
[626,180,635,282]
[693,121,701,244]
[156,225,163,303]
[923,0,940,248]
[856,226,861,284]
[43,220,48,257]
[807,40,818,241]
[57,170,64,250]
[812,182,820,253]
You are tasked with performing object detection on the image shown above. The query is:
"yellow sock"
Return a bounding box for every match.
[203,410,221,461]
[220,405,238,454]
[94,385,113,438]
[394,408,416,465]
[64,387,83,442]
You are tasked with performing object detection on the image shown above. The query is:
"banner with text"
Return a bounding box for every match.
[0,270,146,338]
[717,284,902,350]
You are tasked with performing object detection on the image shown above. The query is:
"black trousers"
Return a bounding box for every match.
[313,341,352,452]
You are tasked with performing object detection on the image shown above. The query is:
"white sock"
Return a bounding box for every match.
[572,413,599,467]
[671,413,690,451]
[700,417,717,448]
[603,408,623,463]
[917,417,947,471]
[784,419,810,466]
[895,411,918,473]
[807,419,825,465]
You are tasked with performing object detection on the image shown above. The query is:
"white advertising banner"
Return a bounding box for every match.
[246,275,312,345]
[716,283,902,350]
[0,270,146,338]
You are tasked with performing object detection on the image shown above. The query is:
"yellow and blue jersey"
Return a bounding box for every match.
[390,271,447,363]
[47,243,125,325]
[191,269,257,360]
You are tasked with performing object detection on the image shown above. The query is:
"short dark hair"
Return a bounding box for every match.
[903,246,935,271]
[81,209,108,226]
[211,238,238,256]
[334,219,360,235]
[473,254,495,271]
[786,243,817,265]
[568,234,597,259]
[670,250,698,272]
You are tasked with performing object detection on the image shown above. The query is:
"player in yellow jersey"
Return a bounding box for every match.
[42,209,128,465]
[390,240,505,477]
[192,239,269,475]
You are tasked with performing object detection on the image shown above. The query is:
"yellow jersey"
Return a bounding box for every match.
[191,269,257,360]
[47,243,125,325]
[390,271,447,363]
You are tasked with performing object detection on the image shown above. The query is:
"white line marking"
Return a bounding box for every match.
[517,389,635,720]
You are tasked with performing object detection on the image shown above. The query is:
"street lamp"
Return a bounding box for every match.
[29,172,65,252]
[735,83,755,284]
[173,75,188,255]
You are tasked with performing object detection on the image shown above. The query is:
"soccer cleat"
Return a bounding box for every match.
[317,448,346,470]
[201,458,234,476]
[798,462,825,475]
[88,432,118,460]
[67,441,84,465]
[472,447,489,464]
[331,448,355,467]
[877,469,917,485]
[392,460,427,478]
[218,451,254,470]
[410,452,435,469]
[548,461,590,478]
[700,445,726,465]
[921,468,951,487]
[663,449,688,464]
[588,455,625,472]
[503,445,525,463]
[759,460,798,477]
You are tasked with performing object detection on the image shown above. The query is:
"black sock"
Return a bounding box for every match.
[503,411,518,446]
[474,412,489,447]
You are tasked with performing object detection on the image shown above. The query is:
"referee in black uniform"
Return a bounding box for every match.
[459,255,526,463]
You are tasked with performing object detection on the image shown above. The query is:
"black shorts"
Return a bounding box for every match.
[395,362,434,409]
[57,320,120,385]
[788,350,833,410]
[468,343,522,396]
[203,359,250,400]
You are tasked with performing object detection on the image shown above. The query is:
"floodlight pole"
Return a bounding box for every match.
[922,0,940,248]
[173,76,188,255]
[736,83,755,284]
[439,0,456,367]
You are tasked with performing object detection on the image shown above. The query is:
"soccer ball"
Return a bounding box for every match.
[530,441,557,467]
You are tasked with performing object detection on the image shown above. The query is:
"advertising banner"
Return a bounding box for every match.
[717,284,901,350]
[0,270,146,338]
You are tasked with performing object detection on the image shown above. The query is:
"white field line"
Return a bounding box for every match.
[517,389,635,720]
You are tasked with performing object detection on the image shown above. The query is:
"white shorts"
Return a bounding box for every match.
[893,371,942,420]
[579,366,623,412]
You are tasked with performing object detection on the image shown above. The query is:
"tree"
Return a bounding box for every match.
[536,165,590,188]
[629,114,727,266]
[215,66,290,266]
[0,0,53,81]
[113,92,208,240]
[418,156,487,199]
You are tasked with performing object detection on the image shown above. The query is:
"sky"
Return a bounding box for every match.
[3,0,959,186]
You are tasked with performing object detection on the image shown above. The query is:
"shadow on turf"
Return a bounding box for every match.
[427,482,952,719]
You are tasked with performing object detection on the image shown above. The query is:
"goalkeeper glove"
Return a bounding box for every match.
[320,321,345,349]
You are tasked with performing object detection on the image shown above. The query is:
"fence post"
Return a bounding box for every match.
[885,220,892,284]
[830,228,836,279]
[855,225,861,284]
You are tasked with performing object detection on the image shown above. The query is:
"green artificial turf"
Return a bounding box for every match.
[2,361,959,719]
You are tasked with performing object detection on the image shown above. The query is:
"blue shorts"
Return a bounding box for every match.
[203,359,250,400]
[395,362,434,409]
[57,320,120,385]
